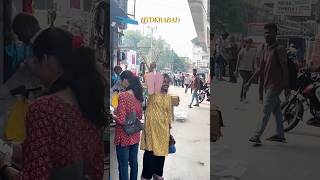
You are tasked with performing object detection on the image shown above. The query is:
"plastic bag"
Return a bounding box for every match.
[174,107,187,120]
[111,92,119,108]
[0,138,13,162]
[5,99,28,142]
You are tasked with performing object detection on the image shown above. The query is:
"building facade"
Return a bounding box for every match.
[188,0,210,76]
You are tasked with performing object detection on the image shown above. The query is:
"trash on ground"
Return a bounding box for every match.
[174,107,187,120]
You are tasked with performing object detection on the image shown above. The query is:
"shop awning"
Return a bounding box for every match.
[110,0,138,25]
[115,16,138,25]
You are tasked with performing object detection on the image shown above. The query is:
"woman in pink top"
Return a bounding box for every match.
[114,70,143,180]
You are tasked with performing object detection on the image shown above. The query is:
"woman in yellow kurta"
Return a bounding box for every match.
[141,74,172,180]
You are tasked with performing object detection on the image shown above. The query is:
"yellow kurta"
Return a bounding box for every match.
[140,93,172,156]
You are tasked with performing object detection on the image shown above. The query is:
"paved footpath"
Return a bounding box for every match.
[110,86,210,180]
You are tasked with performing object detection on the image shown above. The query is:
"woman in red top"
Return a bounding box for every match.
[0,28,106,179]
[114,70,143,180]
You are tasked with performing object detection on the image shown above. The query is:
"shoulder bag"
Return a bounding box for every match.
[123,111,144,135]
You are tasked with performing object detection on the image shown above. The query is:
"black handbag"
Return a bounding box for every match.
[123,112,143,135]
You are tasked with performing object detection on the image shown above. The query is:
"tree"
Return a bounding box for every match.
[122,30,189,72]
[212,0,251,34]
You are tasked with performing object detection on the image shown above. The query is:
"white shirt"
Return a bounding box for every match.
[184,77,191,84]
[237,48,256,71]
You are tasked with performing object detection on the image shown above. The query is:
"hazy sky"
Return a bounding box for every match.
[126,0,197,59]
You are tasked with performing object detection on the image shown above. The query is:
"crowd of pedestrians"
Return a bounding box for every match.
[212,23,311,145]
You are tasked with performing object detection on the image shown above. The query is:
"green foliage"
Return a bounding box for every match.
[122,30,189,72]
[212,0,251,34]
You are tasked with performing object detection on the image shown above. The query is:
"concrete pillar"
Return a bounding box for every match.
[0,0,4,84]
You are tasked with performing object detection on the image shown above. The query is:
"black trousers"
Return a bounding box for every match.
[141,151,165,179]
[229,59,237,82]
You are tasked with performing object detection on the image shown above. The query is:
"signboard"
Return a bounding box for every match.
[247,23,266,47]
[311,34,320,66]
[247,23,265,36]
[274,0,312,17]
[140,17,180,24]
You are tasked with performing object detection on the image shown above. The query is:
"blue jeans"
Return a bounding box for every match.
[116,144,139,180]
[255,87,285,139]
[190,89,199,105]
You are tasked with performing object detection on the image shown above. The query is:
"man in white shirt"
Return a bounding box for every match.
[184,74,192,94]
[235,38,256,102]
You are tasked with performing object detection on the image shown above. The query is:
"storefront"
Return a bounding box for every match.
[110,0,138,72]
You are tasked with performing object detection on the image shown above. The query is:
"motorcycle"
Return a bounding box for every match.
[198,83,211,103]
[281,70,320,132]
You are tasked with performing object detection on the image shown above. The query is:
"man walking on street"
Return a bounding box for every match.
[245,23,289,144]
[228,36,238,83]
[184,74,191,94]
[235,38,256,103]
[189,69,200,108]
[215,33,229,81]
[181,72,185,88]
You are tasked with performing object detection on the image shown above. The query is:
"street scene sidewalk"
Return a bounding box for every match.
[110,86,210,180]
[212,81,320,180]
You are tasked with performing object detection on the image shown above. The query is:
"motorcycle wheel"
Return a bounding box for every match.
[198,93,205,103]
[281,97,303,132]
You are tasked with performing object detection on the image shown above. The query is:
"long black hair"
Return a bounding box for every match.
[33,27,107,127]
[120,70,144,102]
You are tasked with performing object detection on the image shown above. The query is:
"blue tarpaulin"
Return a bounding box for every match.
[116,16,138,25]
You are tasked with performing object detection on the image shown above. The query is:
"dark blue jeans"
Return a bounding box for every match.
[116,144,139,180]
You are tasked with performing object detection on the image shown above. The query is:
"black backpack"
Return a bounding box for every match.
[275,47,298,90]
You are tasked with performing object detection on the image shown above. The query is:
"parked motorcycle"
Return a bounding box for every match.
[198,83,210,103]
[281,70,320,132]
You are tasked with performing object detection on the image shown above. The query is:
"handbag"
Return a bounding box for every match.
[123,111,143,135]
[5,98,28,142]
[169,134,176,154]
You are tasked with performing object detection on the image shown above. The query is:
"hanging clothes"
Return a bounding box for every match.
[70,0,81,9]
[145,72,164,95]
[23,0,33,13]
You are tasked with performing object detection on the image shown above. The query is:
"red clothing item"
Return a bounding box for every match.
[15,95,104,180]
[260,43,289,90]
[23,0,33,13]
[72,36,84,49]
[70,0,81,9]
[115,92,142,146]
